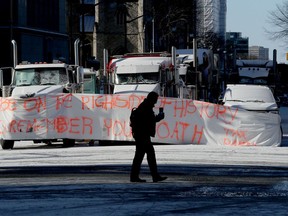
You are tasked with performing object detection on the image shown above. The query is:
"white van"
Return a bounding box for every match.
[220,84,279,113]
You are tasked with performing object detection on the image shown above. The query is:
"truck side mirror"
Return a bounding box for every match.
[76,67,84,93]
[76,67,83,84]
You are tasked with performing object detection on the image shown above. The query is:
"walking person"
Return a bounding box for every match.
[130,91,167,183]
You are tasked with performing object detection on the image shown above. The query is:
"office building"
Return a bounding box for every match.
[249,46,269,60]
[226,32,249,59]
[0,0,80,67]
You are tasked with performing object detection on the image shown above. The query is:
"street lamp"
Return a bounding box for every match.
[217,48,227,91]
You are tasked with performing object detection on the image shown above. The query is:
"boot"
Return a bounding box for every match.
[130,177,146,183]
[153,176,167,183]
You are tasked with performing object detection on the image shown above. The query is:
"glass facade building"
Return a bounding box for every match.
[0,0,70,67]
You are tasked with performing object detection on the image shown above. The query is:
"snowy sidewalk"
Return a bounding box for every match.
[1,141,288,168]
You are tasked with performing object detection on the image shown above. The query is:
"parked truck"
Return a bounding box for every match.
[107,48,196,99]
[176,48,218,101]
[0,39,84,149]
[228,50,278,87]
[108,52,176,96]
[229,59,277,86]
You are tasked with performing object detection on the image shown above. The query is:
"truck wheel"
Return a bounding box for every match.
[1,140,15,149]
[63,139,75,147]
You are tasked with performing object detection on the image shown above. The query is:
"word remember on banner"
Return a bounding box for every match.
[0,93,281,146]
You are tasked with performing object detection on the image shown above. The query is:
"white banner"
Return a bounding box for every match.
[0,93,282,146]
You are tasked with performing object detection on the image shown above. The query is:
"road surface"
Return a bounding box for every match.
[0,107,288,215]
[1,141,288,216]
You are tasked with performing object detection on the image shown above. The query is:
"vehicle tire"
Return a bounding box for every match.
[0,140,15,149]
[63,139,75,147]
[98,140,111,146]
[44,140,53,146]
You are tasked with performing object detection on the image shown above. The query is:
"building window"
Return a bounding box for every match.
[115,4,127,26]
[27,0,59,31]
[116,11,125,25]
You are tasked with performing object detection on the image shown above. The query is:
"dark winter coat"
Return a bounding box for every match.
[133,98,163,138]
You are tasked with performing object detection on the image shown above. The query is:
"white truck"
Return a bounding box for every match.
[232,59,275,85]
[176,48,216,100]
[0,39,84,149]
[108,52,176,97]
[107,49,195,98]
[11,61,83,98]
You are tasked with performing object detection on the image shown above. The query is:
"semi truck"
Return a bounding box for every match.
[107,48,196,99]
[229,59,277,86]
[0,39,84,149]
[228,50,278,88]
[176,48,218,101]
[108,52,176,96]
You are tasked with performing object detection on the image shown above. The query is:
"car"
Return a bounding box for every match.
[219,84,279,113]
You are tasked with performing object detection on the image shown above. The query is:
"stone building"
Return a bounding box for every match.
[93,0,197,67]
[93,0,227,68]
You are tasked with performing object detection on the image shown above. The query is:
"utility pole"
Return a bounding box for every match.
[152,18,155,52]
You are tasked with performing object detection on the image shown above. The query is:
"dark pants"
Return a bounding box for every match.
[130,136,159,179]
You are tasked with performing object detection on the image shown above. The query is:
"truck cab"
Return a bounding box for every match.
[10,61,84,98]
[0,39,84,149]
[109,53,175,97]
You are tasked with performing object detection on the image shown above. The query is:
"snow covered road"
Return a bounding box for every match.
[1,141,288,168]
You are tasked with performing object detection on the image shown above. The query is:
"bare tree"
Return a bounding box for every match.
[266,1,288,41]
[152,0,196,51]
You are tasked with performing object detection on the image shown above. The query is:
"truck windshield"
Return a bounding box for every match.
[13,68,68,86]
[116,73,159,84]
